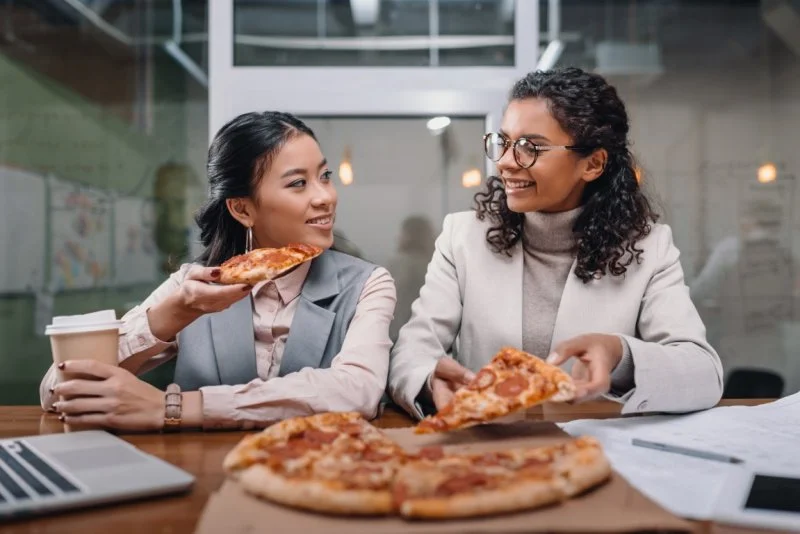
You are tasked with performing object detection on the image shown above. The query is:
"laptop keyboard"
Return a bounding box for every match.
[0,441,82,503]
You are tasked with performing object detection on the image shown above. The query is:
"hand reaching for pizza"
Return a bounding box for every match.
[430,358,476,410]
[546,334,623,402]
[177,265,252,315]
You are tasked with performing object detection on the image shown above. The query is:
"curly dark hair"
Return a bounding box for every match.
[473,67,658,282]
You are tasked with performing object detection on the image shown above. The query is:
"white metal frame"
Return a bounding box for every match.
[209,0,541,159]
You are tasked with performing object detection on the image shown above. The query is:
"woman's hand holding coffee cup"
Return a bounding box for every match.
[52,360,165,431]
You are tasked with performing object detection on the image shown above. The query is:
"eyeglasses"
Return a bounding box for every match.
[483,132,587,169]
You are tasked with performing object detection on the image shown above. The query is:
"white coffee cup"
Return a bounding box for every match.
[45,309,123,385]
[45,310,123,431]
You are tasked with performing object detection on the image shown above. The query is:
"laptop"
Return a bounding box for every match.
[0,430,195,520]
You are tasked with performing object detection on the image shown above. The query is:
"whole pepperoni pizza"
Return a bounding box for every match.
[223,412,611,519]
[416,347,576,434]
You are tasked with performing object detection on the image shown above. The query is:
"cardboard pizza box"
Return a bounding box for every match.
[194,421,693,533]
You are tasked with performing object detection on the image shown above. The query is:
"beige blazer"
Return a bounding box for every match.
[388,211,723,419]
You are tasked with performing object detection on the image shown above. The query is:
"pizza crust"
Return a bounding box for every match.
[527,356,576,402]
[550,379,577,402]
[397,478,566,519]
[560,448,613,498]
[237,464,394,515]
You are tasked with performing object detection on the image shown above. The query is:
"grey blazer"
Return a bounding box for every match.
[174,250,376,390]
[388,211,723,418]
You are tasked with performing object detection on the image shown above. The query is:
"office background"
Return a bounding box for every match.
[1,0,799,404]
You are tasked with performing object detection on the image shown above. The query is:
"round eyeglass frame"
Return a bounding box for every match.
[483,132,588,169]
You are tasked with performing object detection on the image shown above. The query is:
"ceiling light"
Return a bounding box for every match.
[350,0,380,26]
[426,116,451,131]
[461,168,482,188]
[339,146,354,185]
[536,40,564,71]
[757,162,777,184]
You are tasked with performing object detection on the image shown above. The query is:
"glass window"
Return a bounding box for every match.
[0,0,209,403]
[233,0,515,67]
[6,0,798,405]
[301,116,486,340]
[548,0,800,396]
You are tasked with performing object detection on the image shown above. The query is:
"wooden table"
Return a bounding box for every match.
[0,400,778,534]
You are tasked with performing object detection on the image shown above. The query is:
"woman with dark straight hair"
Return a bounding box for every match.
[40,111,396,431]
[390,67,722,418]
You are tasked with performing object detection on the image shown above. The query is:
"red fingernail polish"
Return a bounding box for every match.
[57,362,65,370]
[211,269,221,277]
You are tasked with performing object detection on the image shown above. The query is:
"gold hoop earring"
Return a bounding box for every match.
[245,226,253,253]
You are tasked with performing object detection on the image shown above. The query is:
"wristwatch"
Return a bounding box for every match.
[163,383,182,432]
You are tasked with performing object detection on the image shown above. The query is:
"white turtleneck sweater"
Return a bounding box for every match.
[521,207,634,394]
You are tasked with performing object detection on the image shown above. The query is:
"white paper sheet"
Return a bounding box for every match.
[559,393,800,520]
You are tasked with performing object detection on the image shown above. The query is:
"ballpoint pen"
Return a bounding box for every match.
[631,438,745,464]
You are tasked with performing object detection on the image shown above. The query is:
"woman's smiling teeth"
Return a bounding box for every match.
[307,215,333,225]
[504,179,535,191]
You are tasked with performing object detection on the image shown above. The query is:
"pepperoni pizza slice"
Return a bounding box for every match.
[223,412,408,515]
[416,347,576,434]
[218,243,322,285]
[392,437,611,519]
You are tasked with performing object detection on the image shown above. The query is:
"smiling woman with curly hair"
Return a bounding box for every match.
[389,67,723,419]
[474,69,657,283]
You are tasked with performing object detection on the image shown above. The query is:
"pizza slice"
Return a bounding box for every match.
[218,243,322,285]
[415,347,576,434]
[223,412,409,516]
[393,437,611,519]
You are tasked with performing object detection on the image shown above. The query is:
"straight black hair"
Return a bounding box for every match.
[194,112,316,266]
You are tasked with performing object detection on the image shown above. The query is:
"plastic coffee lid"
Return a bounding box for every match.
[45,309,124,336]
